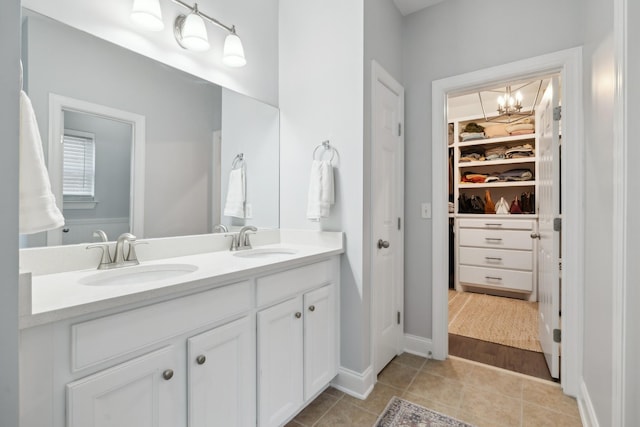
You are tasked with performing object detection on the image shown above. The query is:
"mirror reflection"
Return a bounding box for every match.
[21,8,279,248]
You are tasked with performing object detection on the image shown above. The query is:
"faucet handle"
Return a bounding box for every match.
[93,230,109,242]
[86,243,113,269]
[126,240,148,263]
[226,233,239,251]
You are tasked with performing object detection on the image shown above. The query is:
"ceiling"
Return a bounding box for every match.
[391,0,447,16]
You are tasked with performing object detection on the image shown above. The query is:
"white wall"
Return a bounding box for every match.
[0,1,21,425]
[279,0,366,371]
[23,11,222,241]
[401,0,584,342]
[22,0,279,106]
[220,88,279,229]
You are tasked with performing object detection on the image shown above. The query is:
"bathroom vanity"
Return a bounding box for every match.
[19,230,343,427]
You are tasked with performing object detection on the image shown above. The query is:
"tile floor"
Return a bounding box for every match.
[286,354,582,427]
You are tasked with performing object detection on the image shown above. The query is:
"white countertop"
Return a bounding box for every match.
[19,230,344,329]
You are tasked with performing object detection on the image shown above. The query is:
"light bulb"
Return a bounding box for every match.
[180,13,210,51]
[497,96,505,108]
[223,33,247,67]
[131,0,164,32]
[515,91,523,103]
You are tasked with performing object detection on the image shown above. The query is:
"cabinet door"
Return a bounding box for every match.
[303,283,337,400]
[187,316,255,427]
[257,297,303,427]
[67,346,180,427]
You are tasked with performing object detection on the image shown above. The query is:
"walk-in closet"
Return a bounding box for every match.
[446,75,562,381]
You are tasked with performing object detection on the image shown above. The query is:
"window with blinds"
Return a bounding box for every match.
[63,132,96,198]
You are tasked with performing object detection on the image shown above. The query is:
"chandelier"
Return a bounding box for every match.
[478,80,543,124]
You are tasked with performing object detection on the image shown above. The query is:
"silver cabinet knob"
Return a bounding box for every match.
[309,305,316,312]
[377,239,390,249]
[295,312,302,319]
[530,232,541,239]
[162,369,174,380]
[196,355,206,365]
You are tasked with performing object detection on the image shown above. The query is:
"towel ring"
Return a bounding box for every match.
[232,153,244,169]
[312,140,336,163]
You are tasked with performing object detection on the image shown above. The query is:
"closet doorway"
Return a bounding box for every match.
[431,48,584,396]
[446,75,560,381]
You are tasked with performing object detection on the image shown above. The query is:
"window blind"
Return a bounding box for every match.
[63,134,95,197]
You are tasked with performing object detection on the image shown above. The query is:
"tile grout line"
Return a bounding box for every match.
[447,293,473,328]
[310,392,343,427]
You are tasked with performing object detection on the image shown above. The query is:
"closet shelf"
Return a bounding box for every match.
[459,181,536,189]
[458,158,535,168]
[457,133,536,148]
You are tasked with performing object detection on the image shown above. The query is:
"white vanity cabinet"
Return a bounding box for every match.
[66,346,181,427]
[20,254,340,427]
[256,262,338,427]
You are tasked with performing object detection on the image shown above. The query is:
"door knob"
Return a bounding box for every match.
[377,239,390,249]
[530,232,541,239]
[196,355,206,365]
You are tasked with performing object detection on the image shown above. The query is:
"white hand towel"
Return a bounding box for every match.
[19,90,65,234]
[223,167,246,218]
[306,160,334,221]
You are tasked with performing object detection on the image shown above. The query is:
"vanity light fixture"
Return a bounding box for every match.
[130,0,165,32]
[172,0,246,67]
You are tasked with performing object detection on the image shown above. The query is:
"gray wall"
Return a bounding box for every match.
[582,0,615,423]
[625,2,640,422]
[63,111,132,221]
[401,0,584,341]
[23,10,222,242]
[0,1,20,425]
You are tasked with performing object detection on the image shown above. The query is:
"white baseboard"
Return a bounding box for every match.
[403,334,433,358]
[331,365,374,400]
[578,380,600,427]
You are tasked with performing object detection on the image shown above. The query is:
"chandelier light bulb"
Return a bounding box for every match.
[223,32,247,67]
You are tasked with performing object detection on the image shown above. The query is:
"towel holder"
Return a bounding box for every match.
[312,140,336,164]
[232,153,245,169]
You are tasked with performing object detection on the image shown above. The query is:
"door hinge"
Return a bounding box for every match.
[398,123,402,136]
[397,217,401,230]
[553,217,562,232]
[553,106,562,121]
[553,328,561,343]
[397,311,401,325]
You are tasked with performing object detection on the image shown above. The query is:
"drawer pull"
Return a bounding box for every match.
[485,237,503,242]
[485,276,503,281]
[485,223,503,227]
[485,257,503,261]
[196,355,206,365]
[295,312,302,319]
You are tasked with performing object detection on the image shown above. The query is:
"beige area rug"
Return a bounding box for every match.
[448,290,543,352]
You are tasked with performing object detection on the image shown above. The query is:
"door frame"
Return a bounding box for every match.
[47,94,146,245]
[370,60,405,375]
[431,47,584,396]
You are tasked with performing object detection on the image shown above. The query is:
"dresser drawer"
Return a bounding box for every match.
[459,228,533,250]
[459,265,532,292]
[459,247,533,271]
[458,218,534,230]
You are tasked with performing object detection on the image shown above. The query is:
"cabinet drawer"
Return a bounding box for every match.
[459,247,533,271]
[256,260,332,307]
[72,281,251,372]
[459,228,533,250]
[459,265,532,292]
[458,218,534,230]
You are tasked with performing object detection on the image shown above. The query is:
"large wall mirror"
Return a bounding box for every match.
[21,9,279,247]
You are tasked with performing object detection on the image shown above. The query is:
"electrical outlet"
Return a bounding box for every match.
[421,203,431,219]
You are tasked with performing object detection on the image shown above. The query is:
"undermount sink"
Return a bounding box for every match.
[233,248,299,259]
[79,263,199,286]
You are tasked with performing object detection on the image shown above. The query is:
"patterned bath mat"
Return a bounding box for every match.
[375,396,474,427]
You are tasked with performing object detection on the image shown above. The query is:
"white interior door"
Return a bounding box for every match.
[372,62,404,375]
[535,77,561,379]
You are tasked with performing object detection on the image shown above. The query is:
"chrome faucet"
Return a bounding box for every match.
[93,230,108,242]
[236,226,257,251]
[213,224,228,233]
[87,233,146,270]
